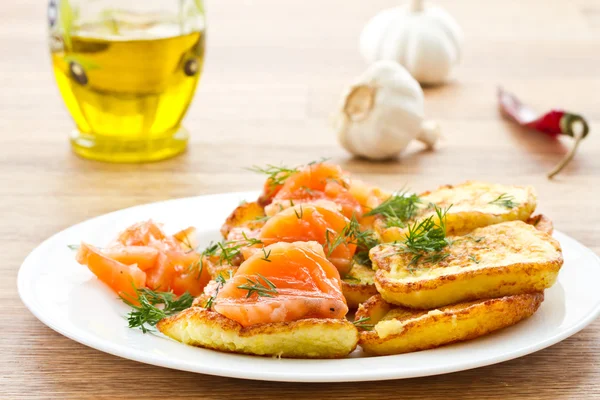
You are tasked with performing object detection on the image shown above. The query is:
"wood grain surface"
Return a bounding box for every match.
[2,0,600,398]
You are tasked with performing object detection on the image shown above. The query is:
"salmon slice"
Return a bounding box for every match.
[263,163,362,219]
[213,241,348,327]
[77,221,211,297]
[259,204,356,274]
[76,243,146,298]
[102,246,159,271]
[115,220,168,247]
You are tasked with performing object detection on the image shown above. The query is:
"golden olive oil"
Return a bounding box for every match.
[51,23,204,162]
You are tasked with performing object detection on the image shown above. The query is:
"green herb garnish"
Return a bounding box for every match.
[397,206,451,269]
[247,164,299,188]
[342,274,360,282]
[353,316,374,330]
[120,288,194,333]
[67,244,80,251]
[293,205,304,219]
[468,255,480,264]
[205,274,227,309]
[216,233,263,265]
[365,190,421,228]
[353,250,372,267]
[236,273,278,298]
[489,193,519,209]
[260,247,272,262]
[325,215,378,258]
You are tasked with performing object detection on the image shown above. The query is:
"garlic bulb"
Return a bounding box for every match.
[334,60,439,160]
[359,0,463,85]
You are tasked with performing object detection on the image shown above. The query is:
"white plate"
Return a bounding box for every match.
[18,191,600,382]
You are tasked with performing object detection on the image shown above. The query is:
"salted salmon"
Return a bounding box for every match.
[213,241,348,327]
[262,163,362,219]
[76,221,210,297]
[258,204,356,274]
[76,243,146,298]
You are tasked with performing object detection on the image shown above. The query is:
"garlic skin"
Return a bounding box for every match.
[334,60,439,160]
[359,0,463,85]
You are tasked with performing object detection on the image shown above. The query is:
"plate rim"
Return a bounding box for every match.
[17,192,600,382]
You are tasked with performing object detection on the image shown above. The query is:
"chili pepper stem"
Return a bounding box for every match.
[547,130,585,179]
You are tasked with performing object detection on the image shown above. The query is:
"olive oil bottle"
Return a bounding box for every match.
[48,1,205,162]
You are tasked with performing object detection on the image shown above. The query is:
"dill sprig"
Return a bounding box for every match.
[397,206,451,269]
[254,215,271,222]
[293,205,304,219]
[247,164,299,187]
[237,273,278,298]
[353,316,374,330]
[120,288,193,333]
[216,233,263,265]
[248,158,330,189]
[325,215,378,257]
[468,255,480,264]
[260,247,272,262]
[352,250,372,267]
[187,242,219,279]
[364,190,421,228]
[205,274,227,309]
[67,244,80,251]
[342,274,360,282]
[489,193,519,209]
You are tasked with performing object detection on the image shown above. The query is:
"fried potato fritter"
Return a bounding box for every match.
[356,293,544,355]
[157,307,358,358]
[376,181,537,242]
[372,221,562,309]
[341,263,378,309]
[220,201,266,239]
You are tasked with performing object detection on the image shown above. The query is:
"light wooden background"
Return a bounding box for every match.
[2,0,600,398]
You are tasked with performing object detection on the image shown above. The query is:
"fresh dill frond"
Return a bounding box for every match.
[364,190,421,228]
[342,274,360,282]
[67,244,80,251]
[325,215,378,258]
[236,273,278,298]
[205,274,227,309]
[307,157,331,166]
[260,247,272,262]
[293,205,304,219]
[254,215,271,222]
[187,241,219,279]
[395,205,452,269]
[120,288,193,333]
[468,255,480,264]
[489,193,519,209]
[325,228,347,257]
[353,316,374,330]
[403,206,450,254]
[247,164,299,187]
[216,233,263,265]
[353,250,372,267]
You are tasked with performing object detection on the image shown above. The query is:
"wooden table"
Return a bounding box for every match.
[2,0,600,398]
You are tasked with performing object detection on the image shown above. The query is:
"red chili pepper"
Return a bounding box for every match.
[498,87,589,179]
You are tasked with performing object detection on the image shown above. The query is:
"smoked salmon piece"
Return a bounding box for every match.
[102,246,159,271]
[76,243,146,298]
[262,163,362,219]
[76,221,210,297]
[213,242,348,327]
[259,204,357,274]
